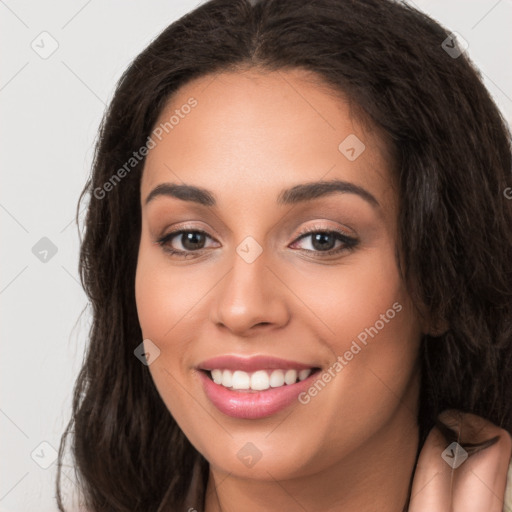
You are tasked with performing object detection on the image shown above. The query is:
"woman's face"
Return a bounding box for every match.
[135,68,424,482]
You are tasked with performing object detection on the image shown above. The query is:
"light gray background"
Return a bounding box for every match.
[1,1,511,510]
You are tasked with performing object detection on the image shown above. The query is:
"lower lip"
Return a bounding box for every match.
[198,370,318,419]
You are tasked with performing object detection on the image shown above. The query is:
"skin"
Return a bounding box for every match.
[135,68,426,512]
[409,410,512,511]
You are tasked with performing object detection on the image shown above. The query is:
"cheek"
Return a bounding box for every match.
[135,235,206,343]
[285,245,420,432]
[135,246,205,436]
[135,261,170,343]
[288,243,406,345]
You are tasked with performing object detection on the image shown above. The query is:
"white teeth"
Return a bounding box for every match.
[269,369,285,387]
[231,370,250,390]
[298,369,312,381]
[250,370,270,391]
[284,369,297,385]
[209,368,314,391]
[211,369,223,385]
[221,369,233,388]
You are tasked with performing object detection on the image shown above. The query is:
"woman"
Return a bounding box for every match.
[56,0,512,510]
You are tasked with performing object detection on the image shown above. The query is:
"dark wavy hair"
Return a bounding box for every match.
[56,0,512,510]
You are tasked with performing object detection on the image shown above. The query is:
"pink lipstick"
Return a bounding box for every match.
[197,355,320,419]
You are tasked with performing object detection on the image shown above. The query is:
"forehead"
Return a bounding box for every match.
[141,68,394,207]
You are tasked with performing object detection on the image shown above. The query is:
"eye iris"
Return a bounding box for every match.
[312,232,335,251]
[182,232,205,250]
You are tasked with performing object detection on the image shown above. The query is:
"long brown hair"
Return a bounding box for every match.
[57,0,512,510]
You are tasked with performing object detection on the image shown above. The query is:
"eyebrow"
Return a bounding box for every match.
[144,179,380,208]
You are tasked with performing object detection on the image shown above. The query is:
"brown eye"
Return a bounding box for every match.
[309,232,337,251]
[156,229,218,257]
[291,229,359,256]
[178,231,207,251]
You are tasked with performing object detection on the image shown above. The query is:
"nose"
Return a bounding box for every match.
[210,247,290,336]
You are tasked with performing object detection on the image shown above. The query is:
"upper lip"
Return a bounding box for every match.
[198,355,317,372]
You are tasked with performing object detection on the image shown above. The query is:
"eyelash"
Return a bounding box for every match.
[155,224,359,259]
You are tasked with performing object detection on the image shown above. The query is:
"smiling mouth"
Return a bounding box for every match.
[201,367,322,392]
